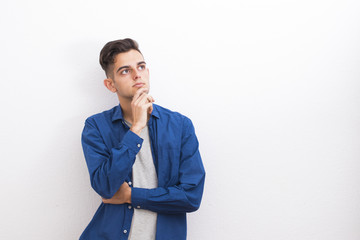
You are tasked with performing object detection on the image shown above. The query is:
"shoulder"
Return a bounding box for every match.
[84,105,119,126]
[153,104,194,131]
[154,104,191,123]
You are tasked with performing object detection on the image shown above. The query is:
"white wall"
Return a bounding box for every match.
[1,0,360,239]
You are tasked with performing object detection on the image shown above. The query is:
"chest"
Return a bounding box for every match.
[104,119,183,187]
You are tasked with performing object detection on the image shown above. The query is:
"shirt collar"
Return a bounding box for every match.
[112,103,160,122]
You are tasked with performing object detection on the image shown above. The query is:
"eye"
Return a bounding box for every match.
[138,65,146,70]
[120,69,129,75]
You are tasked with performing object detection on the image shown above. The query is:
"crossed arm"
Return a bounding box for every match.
[82,89,205,213]
[82,117,205,213]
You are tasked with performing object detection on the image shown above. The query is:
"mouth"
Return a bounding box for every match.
[133,83,145,88]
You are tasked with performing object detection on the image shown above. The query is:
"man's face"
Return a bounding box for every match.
[108,49,150,100]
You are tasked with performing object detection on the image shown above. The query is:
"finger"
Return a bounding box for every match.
[134,92,149,106]
[133,88,148,102]
[143,102,153,111]
[147,95,155,103]
[133,89,149,105]
[148,104,153,114]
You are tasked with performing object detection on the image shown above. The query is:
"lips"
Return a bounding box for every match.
[133,83,145,88]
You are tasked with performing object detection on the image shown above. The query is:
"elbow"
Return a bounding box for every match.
[186,202,201,213]
[90,177,114,199]
[187,175,205,213]
[184,189,204,213]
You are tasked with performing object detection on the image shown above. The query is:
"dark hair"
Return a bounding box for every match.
[99,38,142,78]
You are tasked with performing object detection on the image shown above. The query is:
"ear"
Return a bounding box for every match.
[103,78,117,93]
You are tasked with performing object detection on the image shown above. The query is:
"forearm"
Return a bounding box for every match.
[131,173,205,214]
[83,123,143,199]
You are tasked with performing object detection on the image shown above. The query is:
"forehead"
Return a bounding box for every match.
[113,49,144,67]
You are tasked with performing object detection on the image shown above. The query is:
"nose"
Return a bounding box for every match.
[132,68,141,80]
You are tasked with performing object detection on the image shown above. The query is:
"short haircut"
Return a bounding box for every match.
[99,38,142,78]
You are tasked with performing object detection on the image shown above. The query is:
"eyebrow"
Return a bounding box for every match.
[116,61,146,73]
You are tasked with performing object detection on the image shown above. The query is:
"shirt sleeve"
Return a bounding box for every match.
[131,117,206,214]
[81,118,143,199]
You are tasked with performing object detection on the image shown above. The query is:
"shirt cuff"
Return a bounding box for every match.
[120,130,144,154]
[131,187,148,209]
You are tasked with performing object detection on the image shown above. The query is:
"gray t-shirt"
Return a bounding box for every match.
[125,122,158,240]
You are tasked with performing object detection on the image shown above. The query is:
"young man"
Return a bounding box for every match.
[80,38,205,240]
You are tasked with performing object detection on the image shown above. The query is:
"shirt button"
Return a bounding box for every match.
[137,206,141,209]
[128,205,132,209]
[123,230,127,234]
[128,181,132,186]
[137,144,141,148]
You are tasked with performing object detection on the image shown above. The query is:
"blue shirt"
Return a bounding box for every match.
[80,104,206,240]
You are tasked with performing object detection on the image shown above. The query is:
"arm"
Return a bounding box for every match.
[131,117,206,214]
[86,88,153,199]
[81,119,142,199]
